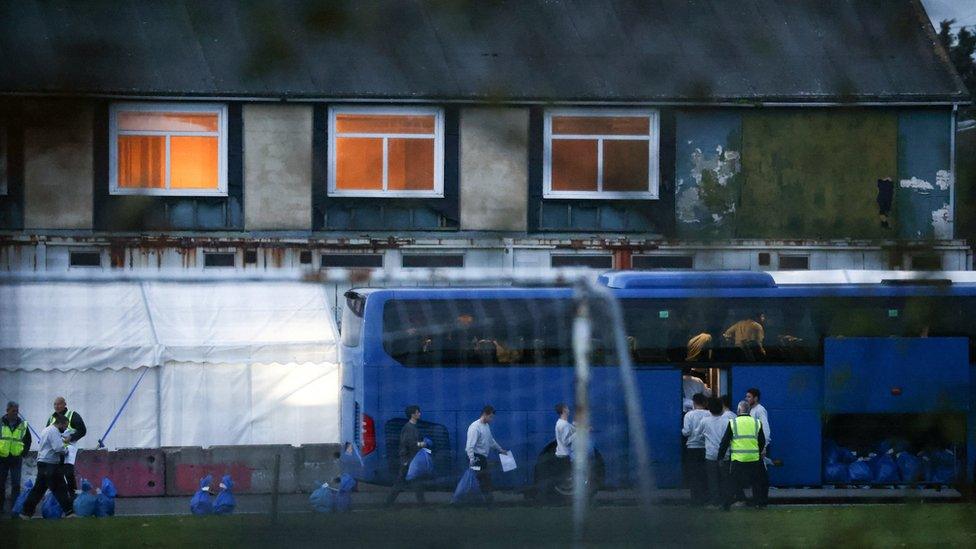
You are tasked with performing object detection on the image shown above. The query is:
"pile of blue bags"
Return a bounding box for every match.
[73,479,99,517]
[824,440,957,486]
[10,479,33,517]
[190,474,236,515]
[97,477,118,517]
[309,473,356,513]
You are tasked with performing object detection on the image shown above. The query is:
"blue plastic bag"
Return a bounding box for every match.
[73,479,99,517]
[41,492,64,519]
[95,477,117,517]
[406,448,434,481]
[848,458,873,484]
[309,481,336,513]
[925,449,957,485]
[340,443,365,478]
[190,474,214,516]
[873,453,900,484]
[335,490,351,512]
[824,461,849,484]
[826,443,856,465]
[422,437,433,450]
[10,479,32,517]
[896,452,923,483]
[451,468,484,505]
[214,474,236,515]
[338,473,357,493]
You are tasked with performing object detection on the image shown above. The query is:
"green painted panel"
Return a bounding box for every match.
[738,111,897,239]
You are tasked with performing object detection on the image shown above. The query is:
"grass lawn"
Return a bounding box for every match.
[3,504,976,548]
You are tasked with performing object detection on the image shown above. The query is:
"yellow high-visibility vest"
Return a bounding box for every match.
[729,415,761,463]
[0,420,28,457]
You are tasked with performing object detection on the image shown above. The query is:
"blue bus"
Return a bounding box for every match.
[339,271,976,493]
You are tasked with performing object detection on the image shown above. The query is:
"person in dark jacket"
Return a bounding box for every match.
[47,396,86,498]
[0,401,32,513]
[385,404,427,506]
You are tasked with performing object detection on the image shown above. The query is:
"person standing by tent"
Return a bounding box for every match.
[385,404,427,506]
[19,413,74,518]
[465,405,508,506]
[48,396,86,498]
[0,401,31,513]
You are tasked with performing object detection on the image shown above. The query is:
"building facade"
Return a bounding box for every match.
[0,0,971,310]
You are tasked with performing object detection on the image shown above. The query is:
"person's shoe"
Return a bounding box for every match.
[17,514,31,520]
[731,501,747,508]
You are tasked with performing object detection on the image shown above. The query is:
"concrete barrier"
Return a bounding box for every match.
[75,449,166,496]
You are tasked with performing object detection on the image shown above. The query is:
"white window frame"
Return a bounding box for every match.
[328,105,444,198]
[543,108,660,200]
[109,102,228,197]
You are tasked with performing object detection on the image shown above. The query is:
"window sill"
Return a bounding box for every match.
[327,191,445,199]
[109,188,228,198]
[542,191,659,200]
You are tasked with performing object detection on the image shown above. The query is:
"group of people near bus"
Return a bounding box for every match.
[683,382,771,510]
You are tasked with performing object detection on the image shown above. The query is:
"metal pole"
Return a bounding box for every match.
[572,282,592,543]
[271,453,281,525]
[587,279,656,507]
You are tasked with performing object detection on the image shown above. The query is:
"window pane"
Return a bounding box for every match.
[603,139,649,192]
[335,137,383,190]
[119,112,218,132]
[552,116,649,135]
[118,135,165,189]
[170,136,219,189]
[388,138,434,191]
[551,139,597,192]
[336,114,435,134]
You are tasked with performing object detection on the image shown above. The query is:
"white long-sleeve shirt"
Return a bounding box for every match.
[36,424,68,464]
[555,418,576,457]
[682,376,712,412]
[465,419,503,462]
[750,403,771,445]
[682,409,709,448]
[700,413,731,460]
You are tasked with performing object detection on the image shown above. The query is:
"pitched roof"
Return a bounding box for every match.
[0,0,968,103]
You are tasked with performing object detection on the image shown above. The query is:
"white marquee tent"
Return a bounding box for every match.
[0,280,340,449]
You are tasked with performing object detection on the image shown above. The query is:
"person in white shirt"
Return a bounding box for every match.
[465,405,508,504]
[554,403,576,458]
[699,397,732,507]
[19,414,74,518]
[745,387,771,503]
[682,368,712,412]
[682,393,709,505]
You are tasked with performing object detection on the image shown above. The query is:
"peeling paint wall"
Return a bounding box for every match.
[675,111,742,238]
[737,110,897,239]
[896,110,953,240]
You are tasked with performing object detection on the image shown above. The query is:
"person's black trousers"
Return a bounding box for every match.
[21,462,73,517]
[62,462,78,498]
[723,460,768,509]
[0,455,23,512]
[683,447,707,505]
[705,459,728,507]
[473,454,493,504]
[386,460,426,505]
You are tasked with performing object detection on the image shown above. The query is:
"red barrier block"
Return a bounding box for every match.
[174,462,252,495]
[74,449,165,497]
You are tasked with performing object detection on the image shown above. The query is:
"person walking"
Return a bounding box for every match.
[47,396,86,498]
[385,405,427,506]
[0,401,31,514]
[465,405,508,505]
[717,401,767,510]
[549,403,576,495]
[682,393,709,505]
[699,397,729,508]
[745,388,771,505]
[19,414,74,518]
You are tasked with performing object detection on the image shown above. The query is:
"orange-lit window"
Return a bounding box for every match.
[544,110,659,199]
[329,107,443,197]
[109,103,227,196]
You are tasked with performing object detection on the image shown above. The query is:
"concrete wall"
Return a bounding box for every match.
[459,107,528,231]
[23,101,93,230]
[244,104,312,231]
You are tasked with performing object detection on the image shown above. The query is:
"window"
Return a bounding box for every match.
[550,255,613,269]
[203,252,236,268]
[109,102,227,196]
[779,255,810,270]
[401,254,464,268]
[0,122,7,196]
[321,254,384,268]
[328,106,444,197]
[544,109,659,199]
[633,255,694,270]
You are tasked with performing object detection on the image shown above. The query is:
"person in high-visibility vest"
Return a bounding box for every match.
[0,401,32,514]
[717,400,768,510]
[47,396,87,500]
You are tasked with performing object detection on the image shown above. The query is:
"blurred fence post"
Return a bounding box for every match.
[271,452,281,524]
[572,282,592,543]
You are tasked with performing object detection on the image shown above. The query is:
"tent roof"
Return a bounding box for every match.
[0,281,338,372]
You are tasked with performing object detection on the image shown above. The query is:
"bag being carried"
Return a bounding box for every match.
[10,479,33,517]
[451,468,484,505]
[214,475,236,515]
[73,478,99,517]
[96,477,117,517]
[406,449,434,481]
[190,474,214,516]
